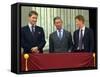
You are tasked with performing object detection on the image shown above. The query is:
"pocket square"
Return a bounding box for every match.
[38,32,41,34]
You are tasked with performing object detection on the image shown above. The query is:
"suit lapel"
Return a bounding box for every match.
[26,25,34,39]
[54,31,60,41]
[83,27,88,40]
[76,30,79,43]
[34,26,39,38]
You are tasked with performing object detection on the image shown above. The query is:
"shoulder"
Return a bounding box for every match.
[85,27,93,36]
[35,26,43,30]
[63,29,71,35]
[73,29,79,35]
[49,31,56,37]
[21,25,29,31]
[74,29,79,33]
[64,29,69,33]
[85,27,93,32]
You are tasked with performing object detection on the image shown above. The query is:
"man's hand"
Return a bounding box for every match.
[31,46,39,53]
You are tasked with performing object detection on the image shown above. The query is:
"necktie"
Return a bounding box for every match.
[59,30,61,40]
[31,26,35,36]
[79,29,83,50]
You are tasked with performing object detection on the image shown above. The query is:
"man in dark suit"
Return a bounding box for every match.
[73,15,94,52]
[21,11,46,53]
[49,17,73,53]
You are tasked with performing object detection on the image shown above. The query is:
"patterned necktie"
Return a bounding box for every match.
[79,29,83,50]
[31,26,35,36]
[59,30,61,40]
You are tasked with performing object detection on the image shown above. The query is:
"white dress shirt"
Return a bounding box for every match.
[77,26,85,50]
[57,28,63,39]
[28,23,35,32]
[79,26,85,39]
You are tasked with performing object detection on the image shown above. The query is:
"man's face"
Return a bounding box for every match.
[29,14,38,25]
[54,19,62,30]
[75,19,84,29]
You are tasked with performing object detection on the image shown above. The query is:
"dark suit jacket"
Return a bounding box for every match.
[21,25,46,53]
[73,27,94,52]
[49,29,73,53]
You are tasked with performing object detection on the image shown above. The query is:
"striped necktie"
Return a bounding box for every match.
[79,29,83,50]
[31,26,35,36]
[58,30,62,40]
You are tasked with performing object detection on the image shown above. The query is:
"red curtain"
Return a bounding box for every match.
[21,52,94,71]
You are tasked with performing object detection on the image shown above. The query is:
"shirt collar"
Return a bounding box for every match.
[28,23,36,28]
[57,28,63,32]
[80,25,85,31]
[28,23,32,28]
[28,23,36,31]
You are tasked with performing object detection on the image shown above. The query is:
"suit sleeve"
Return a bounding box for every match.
[21,29,31,52]
[49,34,54,53]
[72,31,76,51]
[89,29,94,52]
[38,28,46,50]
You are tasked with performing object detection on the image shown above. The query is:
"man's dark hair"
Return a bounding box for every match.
[28,10,38,17]
[53,16,62,23]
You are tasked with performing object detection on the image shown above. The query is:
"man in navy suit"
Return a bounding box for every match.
[21,11,46,53]
[73,15,94,52]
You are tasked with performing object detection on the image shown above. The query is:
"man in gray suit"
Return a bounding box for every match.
[49,16,73,53]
